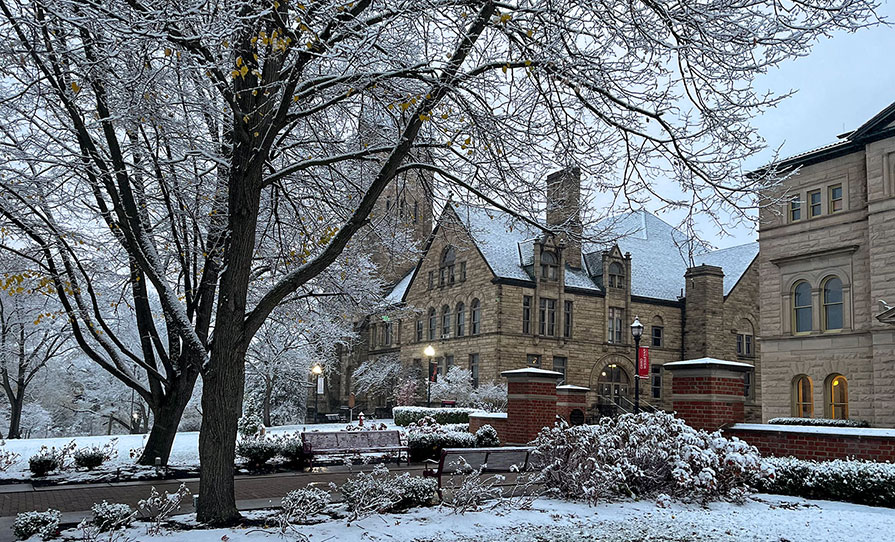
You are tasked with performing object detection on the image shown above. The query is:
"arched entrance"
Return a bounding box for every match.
[597,363,631,407]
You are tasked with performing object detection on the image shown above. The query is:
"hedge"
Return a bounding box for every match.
[407,430,476,462]
[767,417,870,428]
[392,406,480,426]
[755,457,895,507]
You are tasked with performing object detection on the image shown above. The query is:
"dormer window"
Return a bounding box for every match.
[440,246,456,287]
[540,250,558,280]
[608,262,625,288]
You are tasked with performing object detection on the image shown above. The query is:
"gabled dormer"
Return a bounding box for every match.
[596,245,631,293]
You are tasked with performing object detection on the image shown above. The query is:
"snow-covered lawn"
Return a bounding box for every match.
[0,421,398,482]
[64,495,895,541]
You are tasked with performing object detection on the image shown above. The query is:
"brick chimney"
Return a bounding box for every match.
[546,167,582,268]
[683,265,726,359]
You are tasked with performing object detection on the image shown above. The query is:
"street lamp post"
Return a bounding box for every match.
[424,345,435,407]
[631,316,644,414]
[311,363,323,423]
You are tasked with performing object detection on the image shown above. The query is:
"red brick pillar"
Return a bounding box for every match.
[501,368,563,445]
[556,384,589,425]
[663,358,750,431]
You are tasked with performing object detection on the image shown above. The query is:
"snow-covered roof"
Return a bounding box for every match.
[450,204,756,302]
[384,270,414,305]
[468,412,508,419]
[500,368,564,378]
[556,384,590,391]
[663,358,755,369]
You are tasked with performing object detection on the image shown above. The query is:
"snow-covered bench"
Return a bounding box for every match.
[423,446,533,497]
[301,430,409,469]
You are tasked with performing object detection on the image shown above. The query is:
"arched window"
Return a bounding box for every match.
[823,276,843,331]
[470,299,481,335]
[608,262,624,288]
[427,308,436,340]
[737,319,755,357]
[540,251,558,280]
[828,374,849,420]
[793,281,812,334]
[792,375,813,418]
[441,305,451,338]
[455,302,465,337]
[440,246,456,286]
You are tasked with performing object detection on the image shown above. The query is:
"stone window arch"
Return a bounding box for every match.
[792,280,812,334]
[608,262,625,288]
[441,304,451,338]
[736,318,755,357]
[427,307,437,340]
[455,302,465,337]
[440,246,456,286]
[825,374,849,420]
[792,375,813,418]
[822,276,843,332]
[541,250,558,280]
[470,298,481,335]
[651,315,664,348]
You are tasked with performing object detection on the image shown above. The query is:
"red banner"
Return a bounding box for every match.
[637,347,650,378]
[429,362,438,383]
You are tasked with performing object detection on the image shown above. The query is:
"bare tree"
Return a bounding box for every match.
[0,0,879,524]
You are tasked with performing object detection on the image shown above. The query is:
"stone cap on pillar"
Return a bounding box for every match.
[501,367,564,383]
[556,384,590,392]
[663,357,753,373]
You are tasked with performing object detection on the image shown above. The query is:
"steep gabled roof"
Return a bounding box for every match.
[846,100,895,141]
[696,242,759,296]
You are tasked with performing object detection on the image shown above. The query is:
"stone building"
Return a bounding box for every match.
[340,169,761,421]
[758,101,895,427]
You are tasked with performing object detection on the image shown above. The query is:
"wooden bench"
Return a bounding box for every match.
[301,430,408,469]
[423,447,533,497]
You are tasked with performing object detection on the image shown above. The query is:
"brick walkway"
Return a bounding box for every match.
[0,465,424,518]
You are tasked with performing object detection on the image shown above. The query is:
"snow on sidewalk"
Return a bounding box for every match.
[97,495,893,542]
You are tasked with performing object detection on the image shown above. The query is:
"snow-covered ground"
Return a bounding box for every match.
[0,421,398,481]
[65,495,895,541]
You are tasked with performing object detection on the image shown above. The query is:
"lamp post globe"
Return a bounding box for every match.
[631,316,643,414]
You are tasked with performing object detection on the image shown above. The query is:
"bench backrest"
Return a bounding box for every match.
[302,430,402,451]
[439,447,532,474]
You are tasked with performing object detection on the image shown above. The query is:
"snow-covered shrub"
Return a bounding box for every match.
[475,425,500,448]
[271,433,304,467]
[28,449,60,477]
[767,417,870,428]
[755,457,895,507]
[407,430,476,462]
[137,483,190,536]
[469,381,508,412]
[238,396,265,437]
[13,509,60,540]
[91,501,135,532]
[280,487,330,524]
[236,436,279,469]
[393,406,479,426]
[0,440,21,471]
[336,465,436,521]
[531,412,768,505]
[444,458,505,514]
[74,439,118,470]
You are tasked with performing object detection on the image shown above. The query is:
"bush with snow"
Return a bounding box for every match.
[13,509,60,540]
[277,486,330,532]
[405,417,476,461]
[74,439,118,470]
[755,456,895,507]
[236,436,279,469]
[28,449,61,477]
[91,501,135,532]
[137,483,190,536]
[393,406,479,426]
[767,417,870,428]
[475,424,500,448]
[531,412,769,504]
[336,465,436,521]
[0,440,21,471]
[270,432,305,467]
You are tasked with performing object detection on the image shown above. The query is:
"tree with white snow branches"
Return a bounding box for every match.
[0,0,880,524]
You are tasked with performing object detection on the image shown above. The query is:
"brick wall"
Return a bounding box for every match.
[469,413,509,443]
[726,425,895,462]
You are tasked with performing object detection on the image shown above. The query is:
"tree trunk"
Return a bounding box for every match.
[262,383,272,427]
[6,394,23,439]
[137,368,200,465]
[197,154,261,525]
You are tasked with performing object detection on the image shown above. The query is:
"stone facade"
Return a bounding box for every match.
[758,101,895,427]
[338,170,761,421]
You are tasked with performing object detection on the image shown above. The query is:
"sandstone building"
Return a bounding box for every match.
[758,101,895,427]
[337,169,761,421]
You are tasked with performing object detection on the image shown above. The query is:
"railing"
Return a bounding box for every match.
[593,394,658,418]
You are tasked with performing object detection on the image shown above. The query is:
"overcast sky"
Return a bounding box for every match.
[673,1,895,248]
